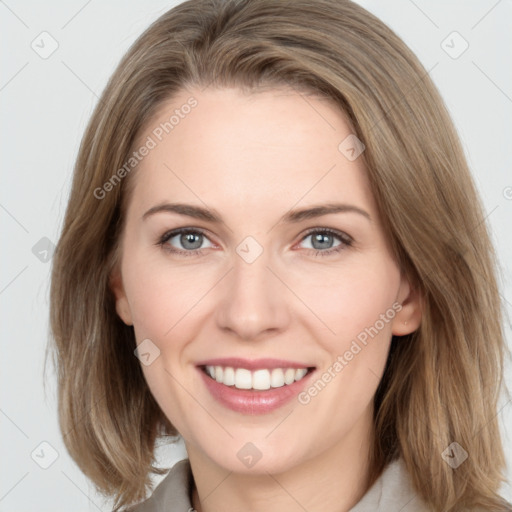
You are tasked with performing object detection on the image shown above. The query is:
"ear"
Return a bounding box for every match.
[109,268,133,326]
[391,274,422,336]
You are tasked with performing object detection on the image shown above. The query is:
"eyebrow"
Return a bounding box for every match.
[142,202,371,223]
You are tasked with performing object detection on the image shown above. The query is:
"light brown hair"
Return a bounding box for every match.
[47,0,511,510]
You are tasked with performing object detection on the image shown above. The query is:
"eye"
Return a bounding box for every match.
[298,228,353,256]
[157,227,353,258]
[157,228,214,256]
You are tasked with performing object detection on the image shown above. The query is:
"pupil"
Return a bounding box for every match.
[181,233,202,250]
[312,233,333,250]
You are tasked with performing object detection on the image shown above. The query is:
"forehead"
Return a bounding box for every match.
[127,86,375,221]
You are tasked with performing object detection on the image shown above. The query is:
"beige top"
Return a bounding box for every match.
[127,457,431,511]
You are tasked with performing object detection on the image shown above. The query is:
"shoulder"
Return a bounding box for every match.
[126,459,193,512]
[349,458,430,512]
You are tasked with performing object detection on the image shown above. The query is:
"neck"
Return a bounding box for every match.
[188,407,374,512]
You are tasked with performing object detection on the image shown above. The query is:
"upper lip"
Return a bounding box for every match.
[196,357,315,371]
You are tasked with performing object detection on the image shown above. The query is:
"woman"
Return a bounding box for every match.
[48,0,511,510]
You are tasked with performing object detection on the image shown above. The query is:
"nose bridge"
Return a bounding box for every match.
[214,237,289,340]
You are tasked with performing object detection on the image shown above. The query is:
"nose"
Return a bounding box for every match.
[214,247,291,341]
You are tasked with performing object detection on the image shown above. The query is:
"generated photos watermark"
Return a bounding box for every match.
[298,301,403,405]
[93,96,198,200]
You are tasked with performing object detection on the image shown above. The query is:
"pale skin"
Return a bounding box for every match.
[111,86,422,512]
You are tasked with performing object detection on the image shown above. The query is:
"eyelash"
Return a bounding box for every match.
[156,227,354,258]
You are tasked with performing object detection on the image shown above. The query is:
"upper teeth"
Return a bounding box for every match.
[205,366,309,390]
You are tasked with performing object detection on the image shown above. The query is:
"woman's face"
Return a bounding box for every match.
[111,86,420,475]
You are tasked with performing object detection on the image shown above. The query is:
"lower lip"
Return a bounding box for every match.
[198,368,314,415]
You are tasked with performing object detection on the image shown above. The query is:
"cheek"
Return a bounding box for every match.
[122,249,215,341]
[122,251,208,434]
[297,257,401,343]
[306,259,400,409]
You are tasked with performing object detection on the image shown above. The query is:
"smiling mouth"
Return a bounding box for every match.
[200,365,315,391]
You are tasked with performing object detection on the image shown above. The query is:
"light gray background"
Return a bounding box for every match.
[1,0,511,510]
